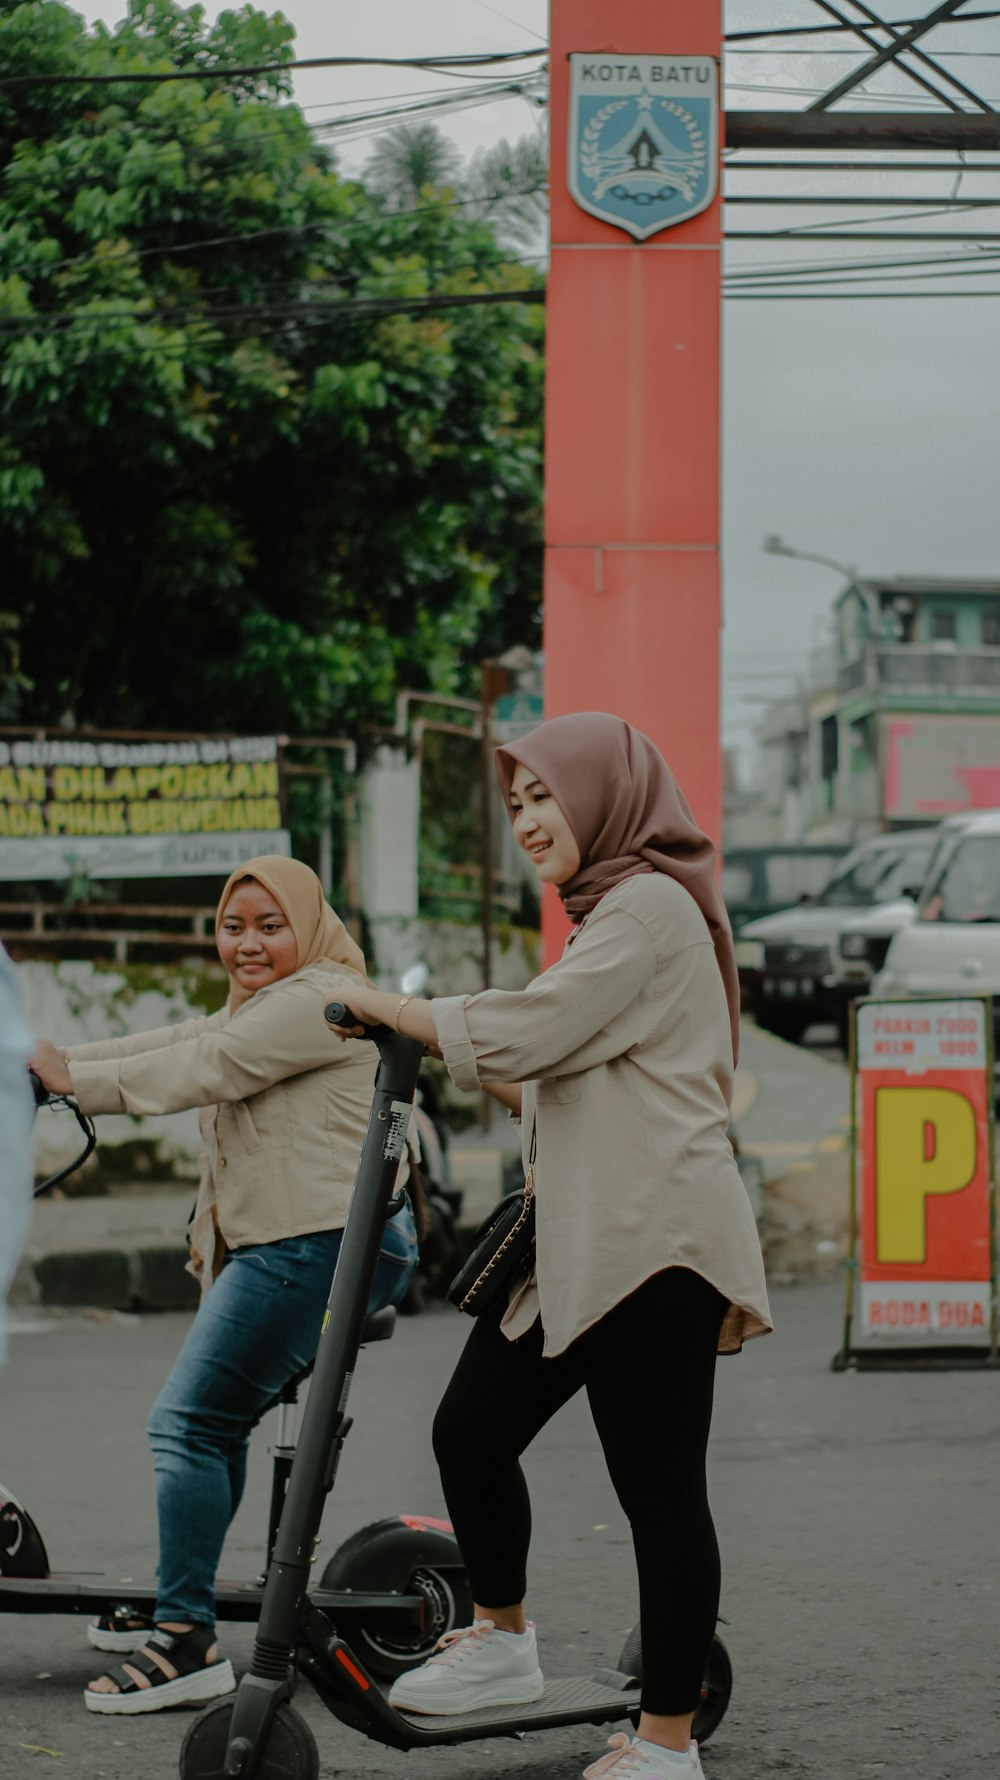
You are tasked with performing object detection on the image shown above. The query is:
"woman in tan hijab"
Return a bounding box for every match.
[327,714,771,1780]
[28,857,418,1718]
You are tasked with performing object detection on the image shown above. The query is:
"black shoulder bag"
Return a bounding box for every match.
[447,1120,536,1318]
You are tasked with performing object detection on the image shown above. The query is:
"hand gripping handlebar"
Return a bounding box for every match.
[324,1001,382,1042]
[325,1001,425,1101]
[28,1070,98,1196]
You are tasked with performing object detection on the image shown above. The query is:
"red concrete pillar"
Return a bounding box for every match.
[543,5,723,960]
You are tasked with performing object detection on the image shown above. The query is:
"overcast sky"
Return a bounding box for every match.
[74,0,1000,771]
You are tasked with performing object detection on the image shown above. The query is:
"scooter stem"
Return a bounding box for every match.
[221,1013,425,1774]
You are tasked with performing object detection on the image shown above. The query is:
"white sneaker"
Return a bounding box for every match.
[583,1733,705,1778]
[387,1618,544,1715]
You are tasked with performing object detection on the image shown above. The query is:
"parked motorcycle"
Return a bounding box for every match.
[396,964,465,1311]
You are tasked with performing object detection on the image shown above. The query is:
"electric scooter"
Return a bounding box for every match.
[0,1077,474,1683]
[178,1003,734,1779]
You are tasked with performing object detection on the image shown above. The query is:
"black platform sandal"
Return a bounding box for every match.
[83,1624,236,1715]
[87,1606,155,1653]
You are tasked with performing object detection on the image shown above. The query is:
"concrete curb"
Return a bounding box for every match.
[13,1240,200,1314]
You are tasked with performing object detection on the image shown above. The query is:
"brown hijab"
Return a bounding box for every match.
[495,713,740,1065]
[215,854,368,1009]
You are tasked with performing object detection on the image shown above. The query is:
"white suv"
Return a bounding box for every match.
[832,811,999,1007]
[873,810,1000,1101]
[736,829,937,1044]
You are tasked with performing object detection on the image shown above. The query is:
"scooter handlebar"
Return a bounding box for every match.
[28,1068,51,1108]
[325,1001,384,1041]
[29,1071,99,1195]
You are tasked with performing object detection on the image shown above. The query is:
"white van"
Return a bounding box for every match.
[872,810,1000,1101]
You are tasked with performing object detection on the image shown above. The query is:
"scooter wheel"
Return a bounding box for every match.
[617,1626,733,1747]
[178,1697,318,1780]
[320,1518,473,1681]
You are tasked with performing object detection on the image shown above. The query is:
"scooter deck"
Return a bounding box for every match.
[394,1674,642,1742]
[0,1576,422,1632]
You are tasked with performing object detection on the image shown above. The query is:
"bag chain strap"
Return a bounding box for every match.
[458,1169,535,1312]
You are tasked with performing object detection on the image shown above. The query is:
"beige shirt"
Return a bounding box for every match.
[433,875,772,1358]
[66,965,384,1256]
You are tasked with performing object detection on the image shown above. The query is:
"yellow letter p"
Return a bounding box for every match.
[875,1087,976,1265]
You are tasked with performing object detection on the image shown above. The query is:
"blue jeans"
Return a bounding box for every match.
[146,1201,418,1625]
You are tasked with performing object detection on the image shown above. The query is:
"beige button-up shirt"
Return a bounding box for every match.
[433,875,772,1358]
[66,965,384,1258]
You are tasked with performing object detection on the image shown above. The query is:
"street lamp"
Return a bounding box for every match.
[761,533,888,641]
[762,533,857,583]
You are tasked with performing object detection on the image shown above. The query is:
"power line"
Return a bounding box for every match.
[466,0,548,46]
[8,249,998,337]
[33,70,1000,208]
[13,212,1000,296]
[723,158,1000,171]
[724,10,1000,41]
[0,284,544,349]
[0,71,544,179]
[726,244,1000,279]
[14,195,1000,292]
[82,217,1000,323]
[729,227,1000,239]
[726,194,1000,205]
[0,252,548,334]
[296,87,472,117]
[30,235,1000,312]
[726,287,1000,296]
[0,76,543,194]
[22,108,998,196]
[728,259,1000,288]
[14,11,995,70]
[4,187,545,283]
[0,285,545,375]
[312,91,546,158]
[0,50,546,92]
[725,79,1000,107]
[4,277,997,375]
[725,44,1000,56]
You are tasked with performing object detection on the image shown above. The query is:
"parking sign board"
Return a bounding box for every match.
[839,997,996,1366]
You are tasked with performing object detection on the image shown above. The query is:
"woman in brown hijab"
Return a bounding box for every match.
[28,857,418,1717]
[328,714,771,1780]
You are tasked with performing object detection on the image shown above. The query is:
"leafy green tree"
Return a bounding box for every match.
[0,0,544,736]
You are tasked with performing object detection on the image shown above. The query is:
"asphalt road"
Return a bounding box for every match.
[1,1285,998,1780]
[737,1022,848,1158]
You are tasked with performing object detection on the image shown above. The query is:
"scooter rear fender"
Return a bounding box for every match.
[0,1486,50,1579]
[320,1514,464,1595]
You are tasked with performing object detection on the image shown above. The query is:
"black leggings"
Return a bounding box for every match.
[432,1266,728,1717]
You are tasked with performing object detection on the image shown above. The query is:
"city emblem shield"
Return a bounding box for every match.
[567,54,719,241]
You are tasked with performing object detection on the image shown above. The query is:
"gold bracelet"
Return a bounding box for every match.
[392,996,412,1034]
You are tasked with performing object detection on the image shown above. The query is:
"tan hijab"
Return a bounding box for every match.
[188,858,367,1290]
[216,854,368,1008]
[496,713,740,1066]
